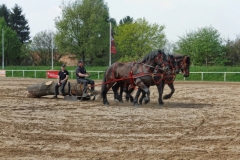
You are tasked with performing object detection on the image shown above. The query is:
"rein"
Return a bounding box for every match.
[178,56,189,75]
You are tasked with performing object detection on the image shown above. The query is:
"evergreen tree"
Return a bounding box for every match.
[0,4,10,25]
[9,4,30,43]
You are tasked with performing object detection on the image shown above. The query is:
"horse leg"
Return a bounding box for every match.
[157,81,164,105]
[118,86,124,103]
[139,89,146,105]
[125,86,130,102]
[133,88,142,106]
[128,87,135,103]
[136,80,150,104]
[124,86,134,103]
[102,81,114,106]
[112,83,121,103]
[163,82,175,99]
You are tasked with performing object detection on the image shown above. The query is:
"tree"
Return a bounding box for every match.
[115,18,166,62]
[225,37,240,66]
[55,0,109,63]
[0,4,10,25]
[31,30,57,65]
[9,4,30,43]
[119,16,133,25]
[0,18,22,65]
[176,26,224,66]
[20,42,35,65]
[163,40,177,54]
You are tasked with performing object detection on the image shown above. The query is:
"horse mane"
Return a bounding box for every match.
[173,53,184,58]
[139,49,166,63]
[173,53,191,65]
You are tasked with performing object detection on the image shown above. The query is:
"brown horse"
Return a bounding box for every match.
[136,54,191,105]
[125,54,179,106]
[100,50,168,106]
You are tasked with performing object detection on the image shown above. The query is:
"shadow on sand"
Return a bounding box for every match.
[111,101,212,109]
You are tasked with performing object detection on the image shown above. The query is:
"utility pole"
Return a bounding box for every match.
[2,29,4,69]
[51,31,54,69]
[109,22,111,66]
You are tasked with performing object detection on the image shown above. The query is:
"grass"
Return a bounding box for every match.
[2,65,240,82]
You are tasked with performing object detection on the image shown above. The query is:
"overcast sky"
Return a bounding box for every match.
[1,0,240,42]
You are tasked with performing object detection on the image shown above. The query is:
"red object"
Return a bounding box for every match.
[111,29,116,54]
[46,70,59,78]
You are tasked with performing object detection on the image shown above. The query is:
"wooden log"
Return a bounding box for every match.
[26,81,84,98]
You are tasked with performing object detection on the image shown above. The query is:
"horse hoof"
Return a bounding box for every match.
[92,96,95,101]
[114,99,119,105]
[159,102,164,106]
[104,102,110,106]
[119,100,124,103]
[163,95,171,99]
[133,103,138,107]
[144,100,149,104]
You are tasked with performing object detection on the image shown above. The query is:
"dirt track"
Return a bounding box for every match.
[1,77,240,159]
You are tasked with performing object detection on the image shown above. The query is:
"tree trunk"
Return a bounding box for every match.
[26,81,84,98]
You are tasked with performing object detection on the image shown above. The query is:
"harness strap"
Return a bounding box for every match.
[152,73,163,84]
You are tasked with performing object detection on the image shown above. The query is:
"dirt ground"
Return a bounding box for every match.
[0,77,240,160]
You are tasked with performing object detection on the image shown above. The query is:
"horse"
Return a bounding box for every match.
[136,54,191,105]
[111,54,177,106]
[100,50,168,106]
[127,54,179,106]
[161,54,191,100]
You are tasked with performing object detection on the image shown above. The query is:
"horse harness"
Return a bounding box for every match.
[110,54,169,86]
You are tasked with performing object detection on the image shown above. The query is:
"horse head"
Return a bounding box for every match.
[166,54,179,74]
[141,49,168,70]
[174,55,191,77]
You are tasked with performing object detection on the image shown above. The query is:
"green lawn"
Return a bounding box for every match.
[3,65,240,82]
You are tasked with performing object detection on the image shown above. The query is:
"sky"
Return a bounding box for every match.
[1,0,240,42]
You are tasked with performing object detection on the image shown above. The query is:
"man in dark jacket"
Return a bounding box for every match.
[76,60,95,97]
[53,64,69,98]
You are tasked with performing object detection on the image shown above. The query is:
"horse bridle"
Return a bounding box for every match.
[178,56,189,75]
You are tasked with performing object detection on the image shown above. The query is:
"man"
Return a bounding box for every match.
[76,60,95,97]
[53,64,69,98]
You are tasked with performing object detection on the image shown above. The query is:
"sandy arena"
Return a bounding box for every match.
[0,77,240,159]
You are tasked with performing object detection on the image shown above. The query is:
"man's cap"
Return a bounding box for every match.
[61,64,66,67]
[78,60,84,63]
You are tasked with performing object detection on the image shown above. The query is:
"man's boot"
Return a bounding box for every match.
[82,86,88,97]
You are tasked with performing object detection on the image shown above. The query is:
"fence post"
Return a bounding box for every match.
[98,71,100,79]
[201,72,203,81]
[71,71,73,79]
[23,70,24,77]
[224,72,226,82]
[12,70,13,77]
[34,71,36,78]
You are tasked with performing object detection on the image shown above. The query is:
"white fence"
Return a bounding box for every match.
[4,70,240,81]
[5,70,105,79]
[185,72,240,81]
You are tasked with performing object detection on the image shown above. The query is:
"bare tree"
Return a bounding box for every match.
[31,30,58,65]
